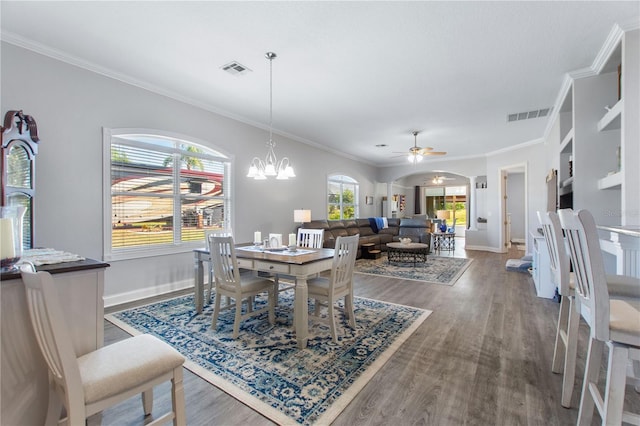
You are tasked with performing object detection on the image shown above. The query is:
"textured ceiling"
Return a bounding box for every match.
[1,1,638,166]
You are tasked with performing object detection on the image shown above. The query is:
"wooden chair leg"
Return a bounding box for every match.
[633,360,640,393]
[328,303,337,343]
[172,367,186,426]
[578,337,604,426]
[141,388,153,415]
[552,296,570,374]
[45,376,62,426]
[603,343,629,425]
[561,297,580,408]
[212,293,222,330]
[233,300,242,339]
[345,294,356,329]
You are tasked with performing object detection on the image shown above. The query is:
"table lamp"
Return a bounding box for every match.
[294,209,311,226]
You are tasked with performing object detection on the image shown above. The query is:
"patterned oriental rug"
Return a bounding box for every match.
[355,254,473,286]
[107,293,431,425]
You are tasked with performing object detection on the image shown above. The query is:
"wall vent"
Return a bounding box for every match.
[507,107,552,122]
[221,61,252,76]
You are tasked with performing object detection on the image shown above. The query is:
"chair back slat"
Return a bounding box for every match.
[209,235,241,290]
[205,228,233,251]
[558,209,610,340]
[20,267,85,410]
[330,234,359,291]
[297,228,324,248]
[537,211,571,296]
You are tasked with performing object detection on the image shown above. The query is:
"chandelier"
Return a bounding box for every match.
[247,52,295,180]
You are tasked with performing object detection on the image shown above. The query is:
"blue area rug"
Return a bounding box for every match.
[107,293,430,425]
[355,254,473,285]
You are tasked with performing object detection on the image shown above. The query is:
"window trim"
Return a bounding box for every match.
[103,127,233,261]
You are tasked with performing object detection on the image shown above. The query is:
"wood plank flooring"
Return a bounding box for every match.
[93,242,639,425]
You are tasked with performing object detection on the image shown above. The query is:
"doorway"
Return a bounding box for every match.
[499,164,527,252]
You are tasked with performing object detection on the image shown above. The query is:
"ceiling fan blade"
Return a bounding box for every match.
[419,150,447,155]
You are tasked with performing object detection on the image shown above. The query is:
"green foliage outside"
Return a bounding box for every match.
[328,188,355,220]
[163,145,204,170]
[111,148,129,163]
[444,201,467,225]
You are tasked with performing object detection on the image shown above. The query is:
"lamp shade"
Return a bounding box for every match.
[436,210,451,220]
[294,209,311,223]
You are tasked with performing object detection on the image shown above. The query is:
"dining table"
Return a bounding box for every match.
[193,243,335,349]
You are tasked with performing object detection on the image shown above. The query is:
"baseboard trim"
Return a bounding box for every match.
[104,278,195,308]
[464,245,506,253]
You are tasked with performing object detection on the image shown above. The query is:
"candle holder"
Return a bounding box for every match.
[0,206,26,272]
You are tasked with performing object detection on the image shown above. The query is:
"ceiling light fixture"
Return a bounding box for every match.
[408,131,424,163]
[247,52,295,180]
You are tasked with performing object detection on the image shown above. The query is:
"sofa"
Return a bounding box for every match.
[303,217,431,258]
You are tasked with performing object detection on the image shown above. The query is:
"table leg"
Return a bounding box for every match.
[294,277,309,349]
[194,254,204,314]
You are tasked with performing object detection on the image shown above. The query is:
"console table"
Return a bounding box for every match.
[0,258,109,426]
[433,232,456,253]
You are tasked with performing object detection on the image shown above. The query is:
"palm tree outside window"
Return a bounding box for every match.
[104,129,231,260]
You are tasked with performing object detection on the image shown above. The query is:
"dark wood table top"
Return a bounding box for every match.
[1,258,110,281]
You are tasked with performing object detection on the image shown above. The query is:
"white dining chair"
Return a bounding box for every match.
[558,209,640,425]
[209,234,275,338]
[20,265,186,426]
[307,234,359,343]
[538,210,640,408]
[204,228,233,304]
[297,228,325,249]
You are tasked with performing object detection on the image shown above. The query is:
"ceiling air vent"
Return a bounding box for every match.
[221,61,252,76]
[507,107,552,122]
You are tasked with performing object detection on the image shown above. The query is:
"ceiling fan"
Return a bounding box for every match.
[393,131,446,163]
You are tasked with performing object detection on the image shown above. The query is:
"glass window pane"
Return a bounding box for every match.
[6,144,31,189]
[7,193,32,249]
[180,199,225,242]
[111,196,174,248]
[179,158,225,197]
[111,144,173,194]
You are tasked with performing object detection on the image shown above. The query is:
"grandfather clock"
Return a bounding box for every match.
[1,110,39,249]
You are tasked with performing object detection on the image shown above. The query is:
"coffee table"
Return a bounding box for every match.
[386,242,429,266]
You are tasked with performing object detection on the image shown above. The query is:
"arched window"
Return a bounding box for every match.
[103,128,231,260]
[327,174,359,220]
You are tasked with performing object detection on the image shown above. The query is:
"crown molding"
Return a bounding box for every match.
[1,30,375,168]
[543,74,573,142]
[591,24,625,75]
[542,22,639,143]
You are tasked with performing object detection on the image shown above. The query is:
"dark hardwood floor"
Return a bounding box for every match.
[93,239,639,425]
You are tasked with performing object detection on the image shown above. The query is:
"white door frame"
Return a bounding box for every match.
[498,163,528,253]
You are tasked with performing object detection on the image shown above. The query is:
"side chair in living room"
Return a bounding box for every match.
[209,234,275,339]
[20,265,186,426]
[558,209,640,425]
[539,210,640,408]
[307,234,359,343]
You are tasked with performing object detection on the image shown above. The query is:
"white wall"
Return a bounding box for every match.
[0,42,556,300]
[1,43,378,304]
